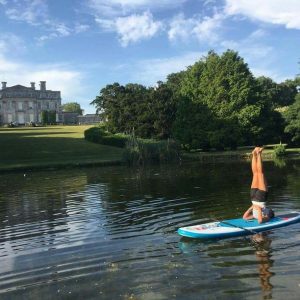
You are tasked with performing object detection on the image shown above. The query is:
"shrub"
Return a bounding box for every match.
[273,143,286,158]
[123,133,181,165]
[84,126,129,147]
[101,133,128,148]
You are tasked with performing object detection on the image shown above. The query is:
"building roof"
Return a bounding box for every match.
[1,85,31,92]
[78,114,100,118]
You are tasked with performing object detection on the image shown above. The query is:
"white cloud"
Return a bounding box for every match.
[95,11,163,46]
[192,13,223,43]
[168,13,223,44]
[0,51,84,102]
[168,14,196,41]
[95,18,116,31]
[88,0,186,16]
[1,0,87,44]
[90,1,195,46]
[75,24,90,34]
[115,12,163,46]
[4,0,48,25]
[0,33,27,57]
[218,30,293,83]
[249,29,266,39]
[129,52,204,85]
[0,55,20,72]
[225,0,300,29]
[37,22,72,43]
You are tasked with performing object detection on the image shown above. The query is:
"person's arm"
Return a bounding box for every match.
[257,207,263,223]
[243,205,253,220]
[257,207,271,223]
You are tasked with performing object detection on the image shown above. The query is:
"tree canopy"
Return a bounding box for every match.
[91,50,299,149]
[62,102,83,115]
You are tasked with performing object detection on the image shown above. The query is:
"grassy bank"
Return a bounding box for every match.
[0,125,124,171]
[183,146,300,162]
[1,126,300,172]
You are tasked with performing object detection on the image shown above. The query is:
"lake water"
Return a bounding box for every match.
[0,160,300,299]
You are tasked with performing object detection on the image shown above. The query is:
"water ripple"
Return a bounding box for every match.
[0,162,300,299]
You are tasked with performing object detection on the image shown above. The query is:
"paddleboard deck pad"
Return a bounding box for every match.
[178,212,300,239]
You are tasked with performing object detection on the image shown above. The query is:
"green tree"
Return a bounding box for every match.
[91,83,126,132]
[255,76,298,109]
[179,50,257,148]
[172,97,211,150]
[61,102,83,115]
[284,93,300,145]
[48,111,56,124]
[91,83,153,137]
[41,111,48,125]
[150,81,177,139]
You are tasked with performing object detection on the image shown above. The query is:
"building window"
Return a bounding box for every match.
[29,101,33,109]
[18,102,23,110]
[7,114,12,123]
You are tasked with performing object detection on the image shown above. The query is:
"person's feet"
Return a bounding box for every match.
[252,146,264,156]
[257,147,264,154]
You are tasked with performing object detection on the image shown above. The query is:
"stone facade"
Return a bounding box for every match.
[0,81,61,125]
[61,112,80,124]
[77,114,101,124]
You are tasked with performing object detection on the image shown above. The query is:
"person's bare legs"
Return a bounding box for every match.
[251,147,259,189]
[244,147,259,220]
[256,147,268,192]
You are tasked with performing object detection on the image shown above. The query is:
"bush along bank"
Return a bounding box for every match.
[84,126,128,148]
[123,133,181,165]
[84,126,181,165]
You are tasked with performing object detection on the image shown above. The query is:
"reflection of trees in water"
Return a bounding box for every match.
[268,160,300,195]
[83,160,300,231]
[285,160,300,198]
[251,233,274,299]
[0,170,89,254]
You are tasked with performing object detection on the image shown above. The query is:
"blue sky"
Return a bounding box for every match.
[0,0,299,114]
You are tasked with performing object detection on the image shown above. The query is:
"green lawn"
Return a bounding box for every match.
[0,125,124,171]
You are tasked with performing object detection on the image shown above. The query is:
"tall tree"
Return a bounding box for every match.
[61,102,83,115]
[179,50,258,148]
[150,81,177,139]
[255,76,298,108]
[284,93,300,145]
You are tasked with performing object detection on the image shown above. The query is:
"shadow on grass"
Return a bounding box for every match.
[0,131,76,137]
[0,127,66,132]
[0,131,124,171]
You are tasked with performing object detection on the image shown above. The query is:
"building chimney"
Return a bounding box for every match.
[1,82,7,89]
[31,82,35,89]
[40,81,46,91]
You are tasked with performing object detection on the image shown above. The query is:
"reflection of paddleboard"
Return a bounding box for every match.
[178,212,300,239]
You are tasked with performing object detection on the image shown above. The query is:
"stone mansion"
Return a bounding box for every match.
[0,81,61,125]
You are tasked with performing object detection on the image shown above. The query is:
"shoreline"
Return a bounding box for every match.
[1,151,300,173]
[0,159,123,173]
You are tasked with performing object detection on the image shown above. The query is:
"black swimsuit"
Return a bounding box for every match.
[250,188,268,202]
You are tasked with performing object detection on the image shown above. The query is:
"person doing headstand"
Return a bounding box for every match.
[243,147,274,223]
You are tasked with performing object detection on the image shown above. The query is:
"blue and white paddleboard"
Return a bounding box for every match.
[178,212,300,239]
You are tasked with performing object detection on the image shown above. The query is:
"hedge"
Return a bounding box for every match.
[84,126,128,148]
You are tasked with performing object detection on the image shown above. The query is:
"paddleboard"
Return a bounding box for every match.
[178,212,300,239]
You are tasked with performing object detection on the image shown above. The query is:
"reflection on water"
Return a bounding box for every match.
[0,160,300,299]
[273,157,286,168]
[251,233,273,299]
